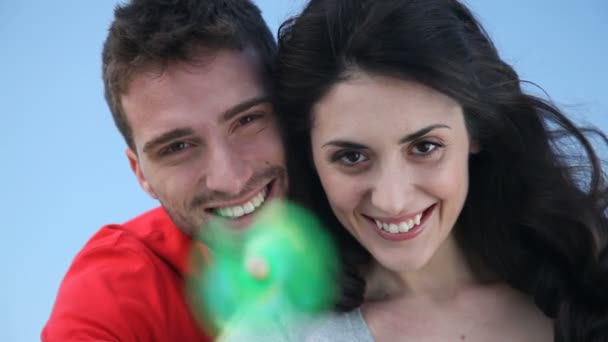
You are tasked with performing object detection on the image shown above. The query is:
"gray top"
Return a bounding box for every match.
[221,309,374,342]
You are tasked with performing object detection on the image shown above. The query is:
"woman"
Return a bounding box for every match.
[273,0,608,341]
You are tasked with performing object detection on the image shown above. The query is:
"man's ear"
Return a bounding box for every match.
[126,148,158,199]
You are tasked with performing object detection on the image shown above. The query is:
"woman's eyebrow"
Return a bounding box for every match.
[398,124,451,144]
[322,141,368,149]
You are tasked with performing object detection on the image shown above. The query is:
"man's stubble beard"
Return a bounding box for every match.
[162,164,287,237]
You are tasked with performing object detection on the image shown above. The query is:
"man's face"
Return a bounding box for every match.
[122,49,287,236]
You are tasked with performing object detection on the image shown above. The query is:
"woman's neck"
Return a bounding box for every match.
[364,234,492,304]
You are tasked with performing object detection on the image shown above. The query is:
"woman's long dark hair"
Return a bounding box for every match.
[274,0,608,340]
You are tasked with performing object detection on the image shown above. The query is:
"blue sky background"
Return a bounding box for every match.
[1,1,606,341]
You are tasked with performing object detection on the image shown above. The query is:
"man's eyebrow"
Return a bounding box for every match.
[142,128,194,153]
[220,96,271,123]
[398,124,451,144]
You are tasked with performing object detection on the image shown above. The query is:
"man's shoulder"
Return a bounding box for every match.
[78,206,173,256]
[121,206,173,230]
[53,207,173,297]
[63,206,181,283]
[42,207,208,341]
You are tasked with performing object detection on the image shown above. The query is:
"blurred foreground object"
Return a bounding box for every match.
[188,201,339,337]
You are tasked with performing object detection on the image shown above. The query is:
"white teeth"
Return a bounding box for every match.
[374,212,424,234]
[388,224,399,234]
[243,202,255,214]
[214,188,267,218]
[233,206,244,217]
[252,193,263,207]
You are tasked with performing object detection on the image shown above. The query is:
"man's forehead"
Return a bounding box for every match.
[122,49,270,145]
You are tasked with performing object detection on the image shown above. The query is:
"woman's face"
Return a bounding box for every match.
[311,73,475,273]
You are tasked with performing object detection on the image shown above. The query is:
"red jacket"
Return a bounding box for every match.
[42,207,211,341]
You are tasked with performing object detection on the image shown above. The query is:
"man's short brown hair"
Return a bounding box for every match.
[102,0,276,150]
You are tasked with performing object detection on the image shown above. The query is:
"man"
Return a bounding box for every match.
[42,0,287,340]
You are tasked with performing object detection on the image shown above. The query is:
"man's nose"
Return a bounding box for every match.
[205,141,253,195]
[370,163,414,216]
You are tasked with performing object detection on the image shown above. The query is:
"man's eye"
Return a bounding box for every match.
[238,114,262,126]
[161,142,190,155]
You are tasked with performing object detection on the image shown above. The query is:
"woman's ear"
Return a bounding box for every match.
[469,140,481,154]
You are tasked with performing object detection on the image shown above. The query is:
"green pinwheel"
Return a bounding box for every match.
[188,201,339,335]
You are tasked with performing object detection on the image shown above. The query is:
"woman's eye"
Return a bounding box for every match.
[412,141,440,155]
[336,151,367,166]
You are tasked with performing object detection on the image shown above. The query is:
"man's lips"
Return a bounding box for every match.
[205,179,276,220]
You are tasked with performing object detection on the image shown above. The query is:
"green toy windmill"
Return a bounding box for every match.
[188,200,339,337]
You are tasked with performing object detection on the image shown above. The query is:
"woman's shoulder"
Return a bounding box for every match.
[220,308,374,342]
[302,308,374,341]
